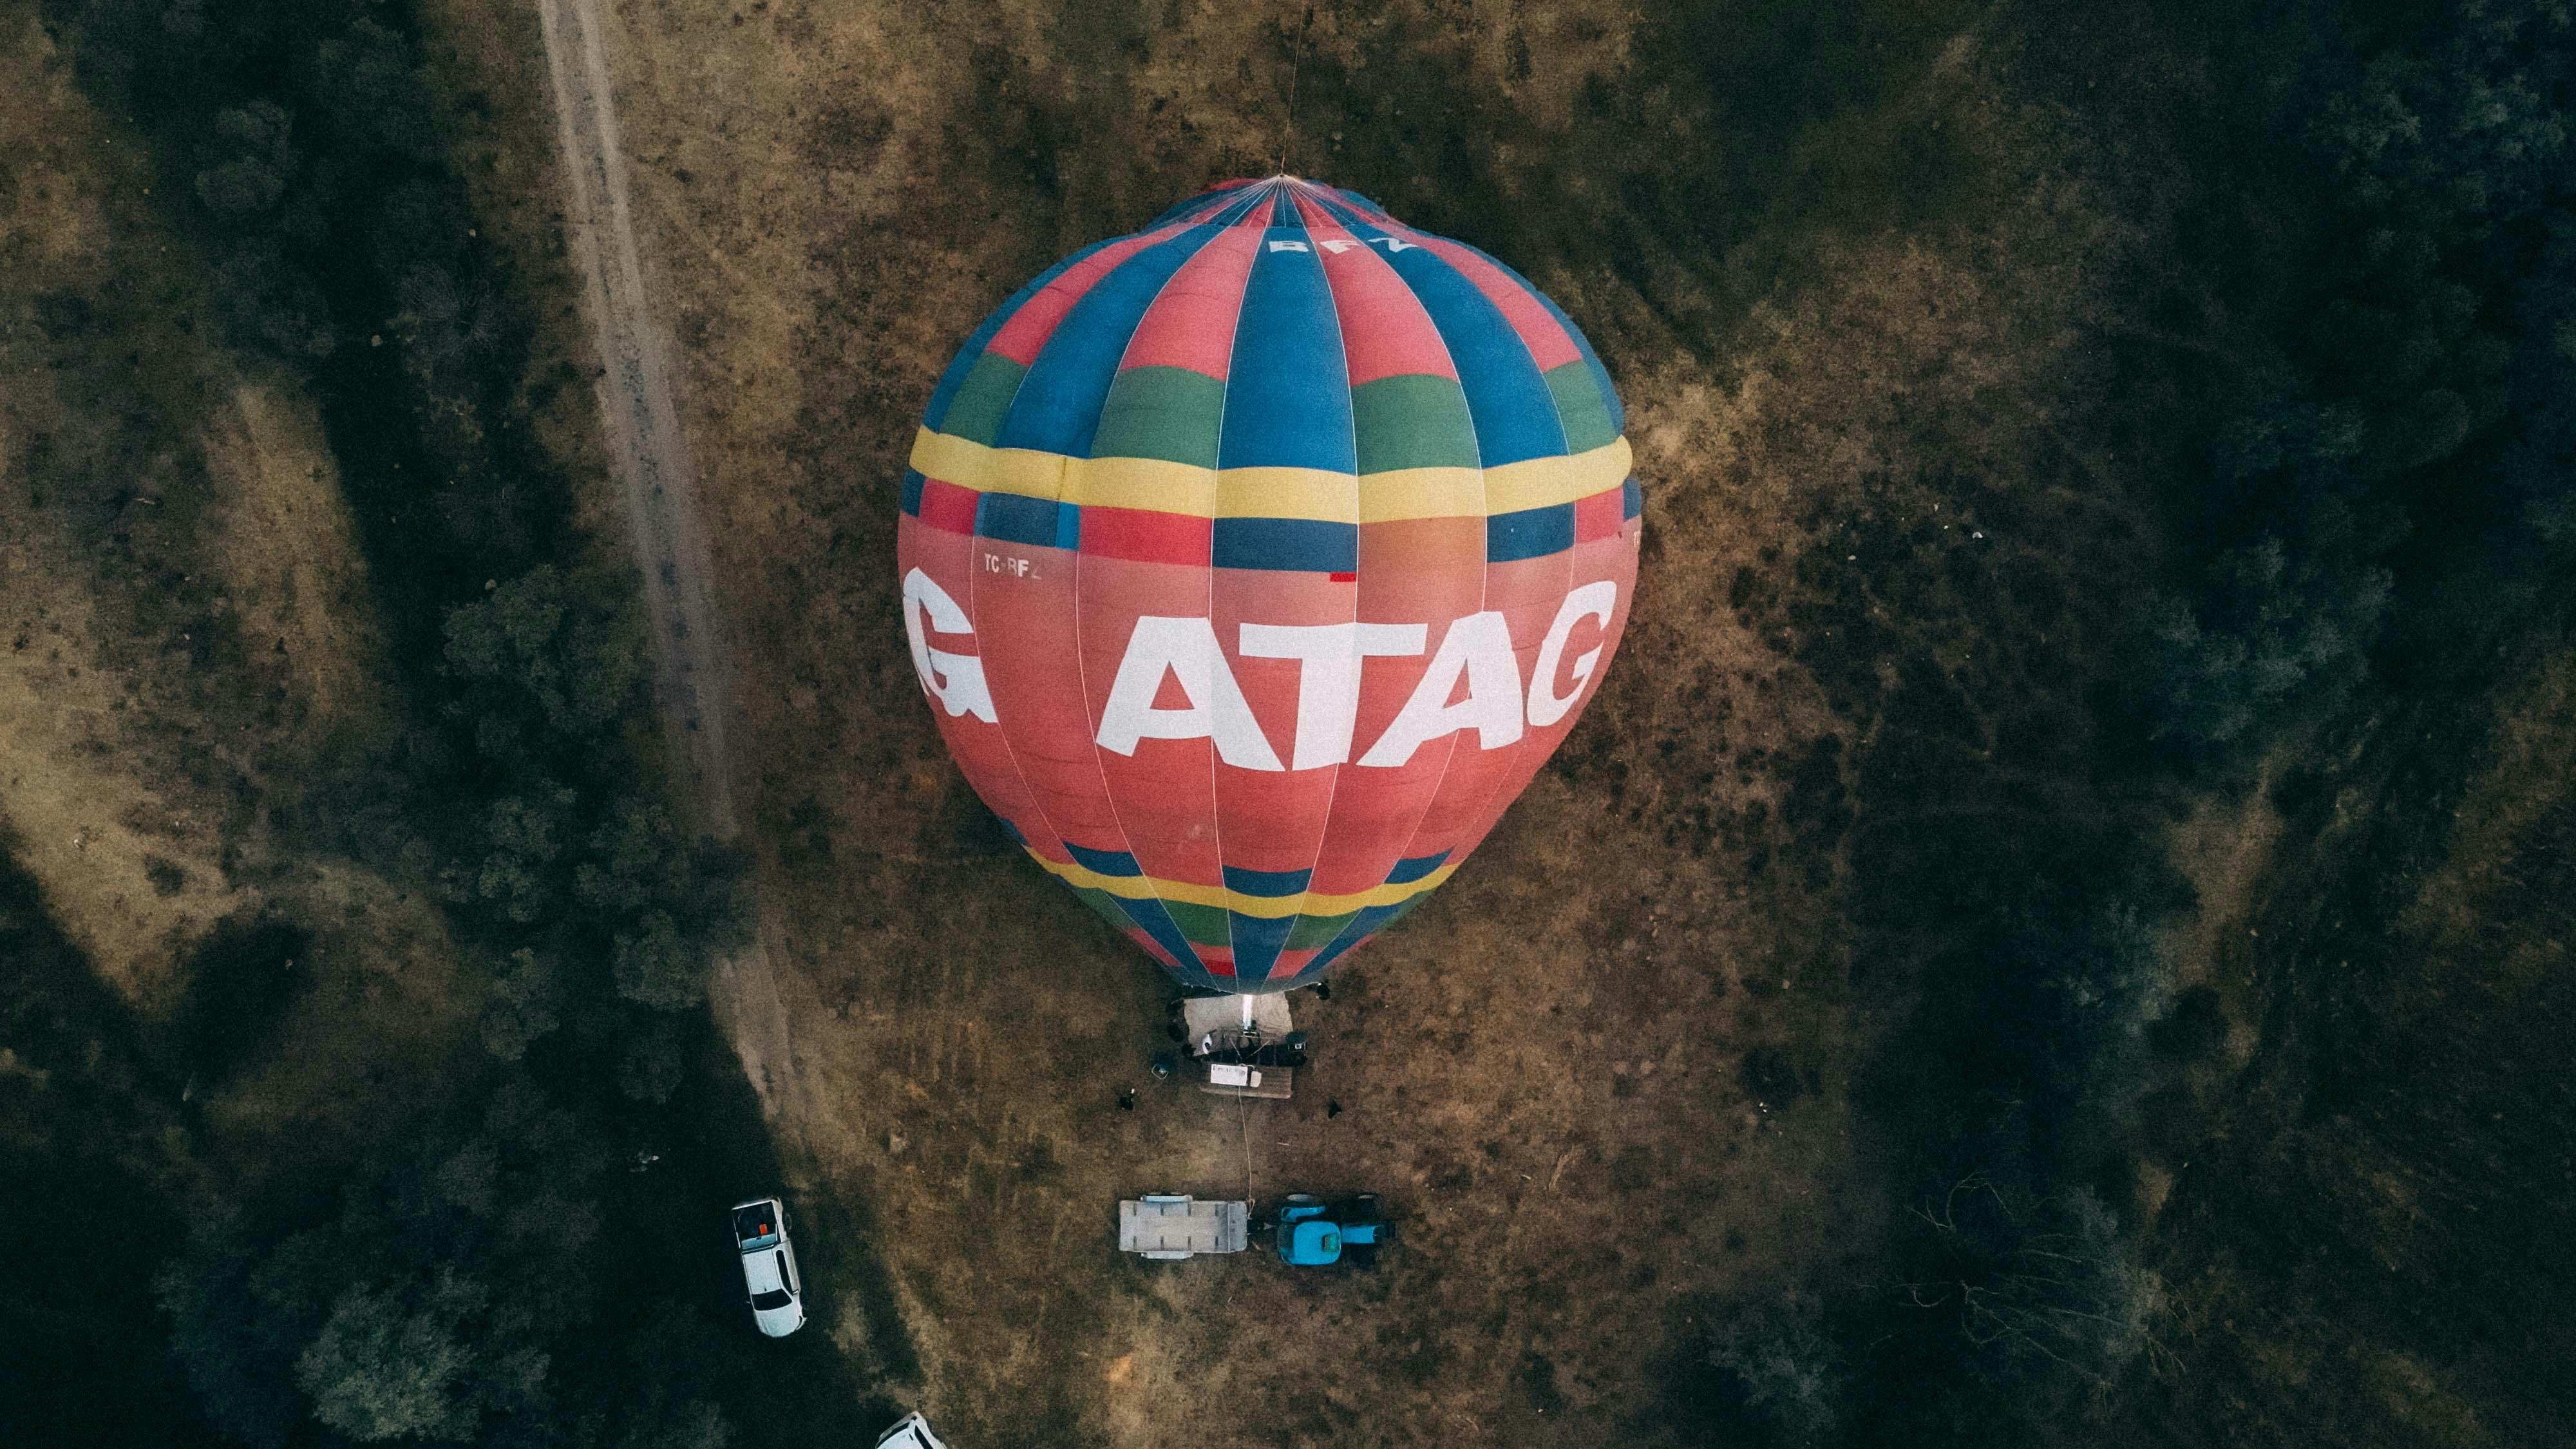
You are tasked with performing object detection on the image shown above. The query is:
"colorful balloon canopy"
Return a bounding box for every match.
[897,176,1641,993]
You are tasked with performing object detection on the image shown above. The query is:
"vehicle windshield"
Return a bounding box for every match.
[750,1289,793,1311]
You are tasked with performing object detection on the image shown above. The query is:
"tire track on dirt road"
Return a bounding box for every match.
[533,0,797,1120]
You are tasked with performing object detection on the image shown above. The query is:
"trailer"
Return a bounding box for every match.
[1117,1195,1249,1260]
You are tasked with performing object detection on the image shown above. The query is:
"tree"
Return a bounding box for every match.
[311,18,441,163]
[294,1272,486,1443]
[577,800,696,919]
[193,101,296,220]
[612,911,704,1011]
[480,948,564,1062]
[2003,904,2173,1118]
[616,1305,742,1447]
[444,566,647,746]
[475,793,574,924]
[431,1141,502,1218]
[207,238,337,357]
[156,1217,310,1449]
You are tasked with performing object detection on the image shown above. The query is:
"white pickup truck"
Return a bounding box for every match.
[876,1411,949,1448]
[730,1197,806,1337]
[1117,1195,1250,1260]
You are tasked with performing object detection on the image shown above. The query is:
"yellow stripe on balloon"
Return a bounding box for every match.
[1066,456,1218,515]
[1479,438,1633,515]
[1213,467,1359,522]
[910,428,1630,524]
[1021,848,1459,918]
[1357,466,1486,521]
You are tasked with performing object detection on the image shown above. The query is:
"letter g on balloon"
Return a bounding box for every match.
[1528,580,1621,728]
[902,568,998,723]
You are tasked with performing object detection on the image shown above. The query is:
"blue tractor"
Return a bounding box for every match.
[1273,1193,1388,1267]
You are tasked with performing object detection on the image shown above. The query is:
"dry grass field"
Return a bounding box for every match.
[411,0,2192,1441]
[1,2,474,1171]
[2121,645,2576,1448]
[10,0,2570,1443]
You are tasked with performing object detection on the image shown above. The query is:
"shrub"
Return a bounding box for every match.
[2005,904,2174,1119]
[1709,1291,1848,1447]
[612,911,704,1011]
[1907,1177,2165,1399]
[2145,538,2388,752]
[618,1399,735,1449]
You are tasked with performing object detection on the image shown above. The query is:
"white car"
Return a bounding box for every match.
[729,1197,806,1337]
[876,1412,948,1449]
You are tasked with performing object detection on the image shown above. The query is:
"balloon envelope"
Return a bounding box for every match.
[898,176,1640,993]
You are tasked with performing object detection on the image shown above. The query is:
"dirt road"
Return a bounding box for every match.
[531,0,796,1117]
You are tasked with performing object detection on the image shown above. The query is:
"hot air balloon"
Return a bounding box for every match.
[897,175,1639,1009]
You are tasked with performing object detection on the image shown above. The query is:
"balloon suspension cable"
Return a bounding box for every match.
[1221,1091,1254,1320]
[1274,3,1316,176]
[1239,1094,1256,1204]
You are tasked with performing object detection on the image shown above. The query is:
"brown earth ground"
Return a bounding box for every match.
[10,0,2564,1442]
[1,5,472,1168]
[422,1,2180,1442]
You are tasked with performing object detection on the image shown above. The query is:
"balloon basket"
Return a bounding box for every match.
[1178,993,1307,1099]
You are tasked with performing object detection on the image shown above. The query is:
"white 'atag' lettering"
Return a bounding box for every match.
[904,576,1621,770]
